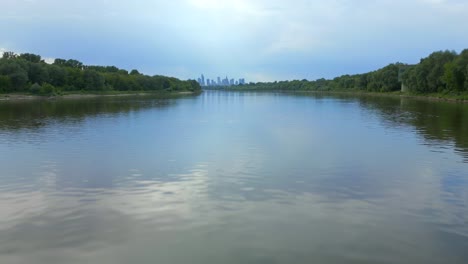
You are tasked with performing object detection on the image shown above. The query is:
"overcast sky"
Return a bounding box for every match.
[2,0,468,82]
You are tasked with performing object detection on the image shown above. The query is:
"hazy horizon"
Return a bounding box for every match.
[2,0,468,82]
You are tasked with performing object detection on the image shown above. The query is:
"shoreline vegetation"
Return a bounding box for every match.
[1,49,468,103]
[0,90,199,101]
[208,49,468,103]
[0,51,201,97]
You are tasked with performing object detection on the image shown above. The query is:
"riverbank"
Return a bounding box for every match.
[318,90,468,104]
[0,91,200,101]
[294,90,468,104]
[205,88,468,104]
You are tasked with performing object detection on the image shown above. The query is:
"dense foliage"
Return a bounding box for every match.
[231,49,468,95]
[0,52,201,95]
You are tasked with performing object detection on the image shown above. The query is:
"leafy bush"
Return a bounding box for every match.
[30,83,41,94]
[39,83,60,96]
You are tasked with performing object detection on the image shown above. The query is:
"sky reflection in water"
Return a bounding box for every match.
[0,92,467,264]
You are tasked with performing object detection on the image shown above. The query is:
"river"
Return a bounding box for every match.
[0,91,467,263]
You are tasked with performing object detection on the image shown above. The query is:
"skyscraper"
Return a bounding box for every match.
[196,75,246,86]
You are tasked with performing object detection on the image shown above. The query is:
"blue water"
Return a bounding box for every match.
[0,91,467,263]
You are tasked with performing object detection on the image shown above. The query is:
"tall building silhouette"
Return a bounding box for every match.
[197,74,246,87]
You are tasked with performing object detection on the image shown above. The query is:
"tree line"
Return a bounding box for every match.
[0,52,201,95]
[233,49,468,94]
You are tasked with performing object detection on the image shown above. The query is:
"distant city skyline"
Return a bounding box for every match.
[197,74,246,87]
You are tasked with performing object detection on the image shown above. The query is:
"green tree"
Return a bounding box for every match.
[30,83,41,94]
[1,51,200,94]
[48,65,68,87]
[19,53,42,63]
[0,76,12,92]
[28,63,49,84]
[465,64,468,91]
[0,60,28,91]
[2,51,17,60]
[130,69,140,75]
[65,59,84,69]
[53,58,67,66]
[39,83,58,95]
[83,69,105,90]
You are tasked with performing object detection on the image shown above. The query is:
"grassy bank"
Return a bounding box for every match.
[0,90,201,101]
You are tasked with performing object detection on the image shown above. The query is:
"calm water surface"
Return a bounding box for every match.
[0,91,467,264]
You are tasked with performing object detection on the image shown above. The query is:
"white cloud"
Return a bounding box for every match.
[43,57,55,64]
[187,0,257,13]
[2,0,468,81]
